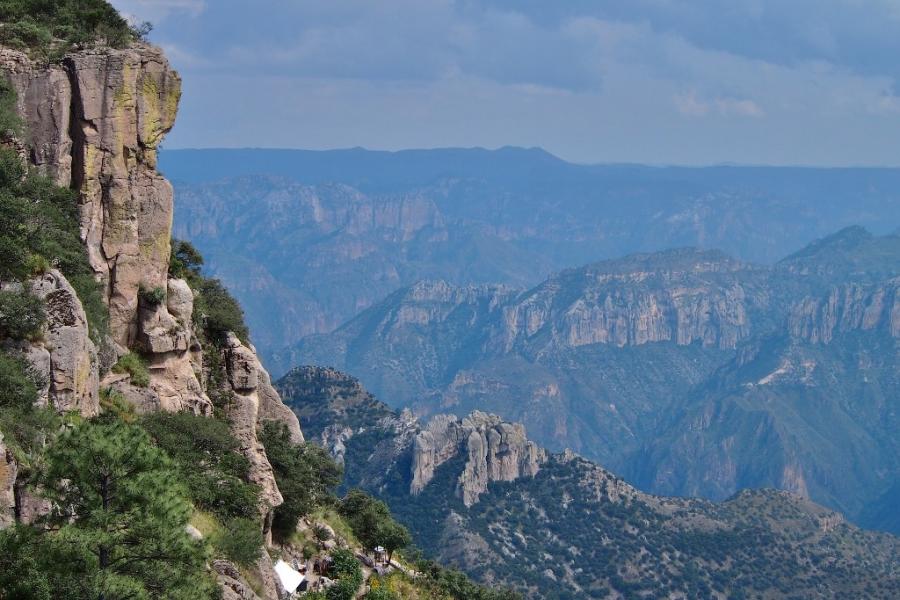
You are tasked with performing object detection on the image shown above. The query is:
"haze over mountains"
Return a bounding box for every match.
[165,147,900,357]
[168,147,900,538]
[280,227,900,534]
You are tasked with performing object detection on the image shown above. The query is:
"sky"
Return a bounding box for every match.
[110,0,900,166]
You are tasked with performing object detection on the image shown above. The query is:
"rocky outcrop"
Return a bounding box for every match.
[499,250,763,352]
[788,280,900,343]
[213,560,264,600]
[223,333,303,526]
[27,270,99,416]
[2,45,213,417]
[411,411,546,506]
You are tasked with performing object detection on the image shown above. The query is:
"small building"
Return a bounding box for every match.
[274,559,305,599]
[374,545,387,564]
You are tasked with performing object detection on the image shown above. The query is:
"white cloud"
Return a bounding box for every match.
[675,91,764,118]
[109,0,205,24]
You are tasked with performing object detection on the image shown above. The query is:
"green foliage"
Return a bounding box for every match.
[169,239,250,345]
[363,584,398,600]
[141,411,260,520]
[37,418,218,599]
[0,0,138,61]
[210,517,263,567]
[98,387,137,424]
[193,276,250,345]
[0,349,55,470]
[326,548,363,600]
[0,350,38,410]
[414,560,523,600]
[168,238,204,281]
[0,288,44,340]
[169,238,250,346]
[0,77,22,137]
[138,283,166,306]
[259,420,343,540]
[0,526,52,600]
[338,489,411,560]
[313,523,333,542]
[112,352,150,387]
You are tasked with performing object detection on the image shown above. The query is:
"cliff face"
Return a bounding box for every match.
[497,249,766,352]
[788,280,900,343]
[411,411,547,506]
[3,45,180,349]
[0,45,301,536]
[1,44,198,416]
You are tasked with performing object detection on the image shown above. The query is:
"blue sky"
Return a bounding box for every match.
[111,0,900,166]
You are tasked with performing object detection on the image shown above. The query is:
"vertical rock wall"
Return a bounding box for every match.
[411,411,547,506]
[1,45,303,555]
[3,45,180,348]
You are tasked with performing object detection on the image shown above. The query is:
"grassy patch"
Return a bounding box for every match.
[112,352,150,387]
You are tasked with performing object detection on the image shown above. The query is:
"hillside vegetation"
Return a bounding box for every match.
[0,0,144,59]
[279,367,900,600]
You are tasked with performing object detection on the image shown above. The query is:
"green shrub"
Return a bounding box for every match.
[326,548,363,600]
[363,585,398,600]
[141,411,260,520]
[193,276,249,345]
[0,77,22,138]
[0,0,138,60]
[337,490,410,560]
[259,421,343,541]
[0,289,44,340]
[98,387,136,423]
[169,239,204,281]
[68,273,108,344]
[111,352,150,388]
[210,518,263,567]
[138,283,166,306]
[313,524,333,543]
[0,350,38,410]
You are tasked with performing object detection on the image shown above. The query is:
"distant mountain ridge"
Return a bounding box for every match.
[166,147,900,355]
[278,228,900,535]
[277,366,900,599]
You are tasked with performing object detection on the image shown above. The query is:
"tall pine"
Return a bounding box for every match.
[37,419,217,600]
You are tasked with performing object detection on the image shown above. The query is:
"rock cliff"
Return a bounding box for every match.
[0,44,302,550]
[411,411,547,506]
[498,249,766,352]
[788,279,900,343]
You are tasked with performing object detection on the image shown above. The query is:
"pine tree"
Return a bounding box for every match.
[38,419,218,600]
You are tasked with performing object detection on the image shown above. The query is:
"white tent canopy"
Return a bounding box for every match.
[274,559,305,596]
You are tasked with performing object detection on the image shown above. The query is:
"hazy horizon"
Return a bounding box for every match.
[113,1,900,167]
[160,145,900,170]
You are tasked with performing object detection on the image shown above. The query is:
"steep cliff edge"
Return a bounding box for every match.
[0,43,301,545]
